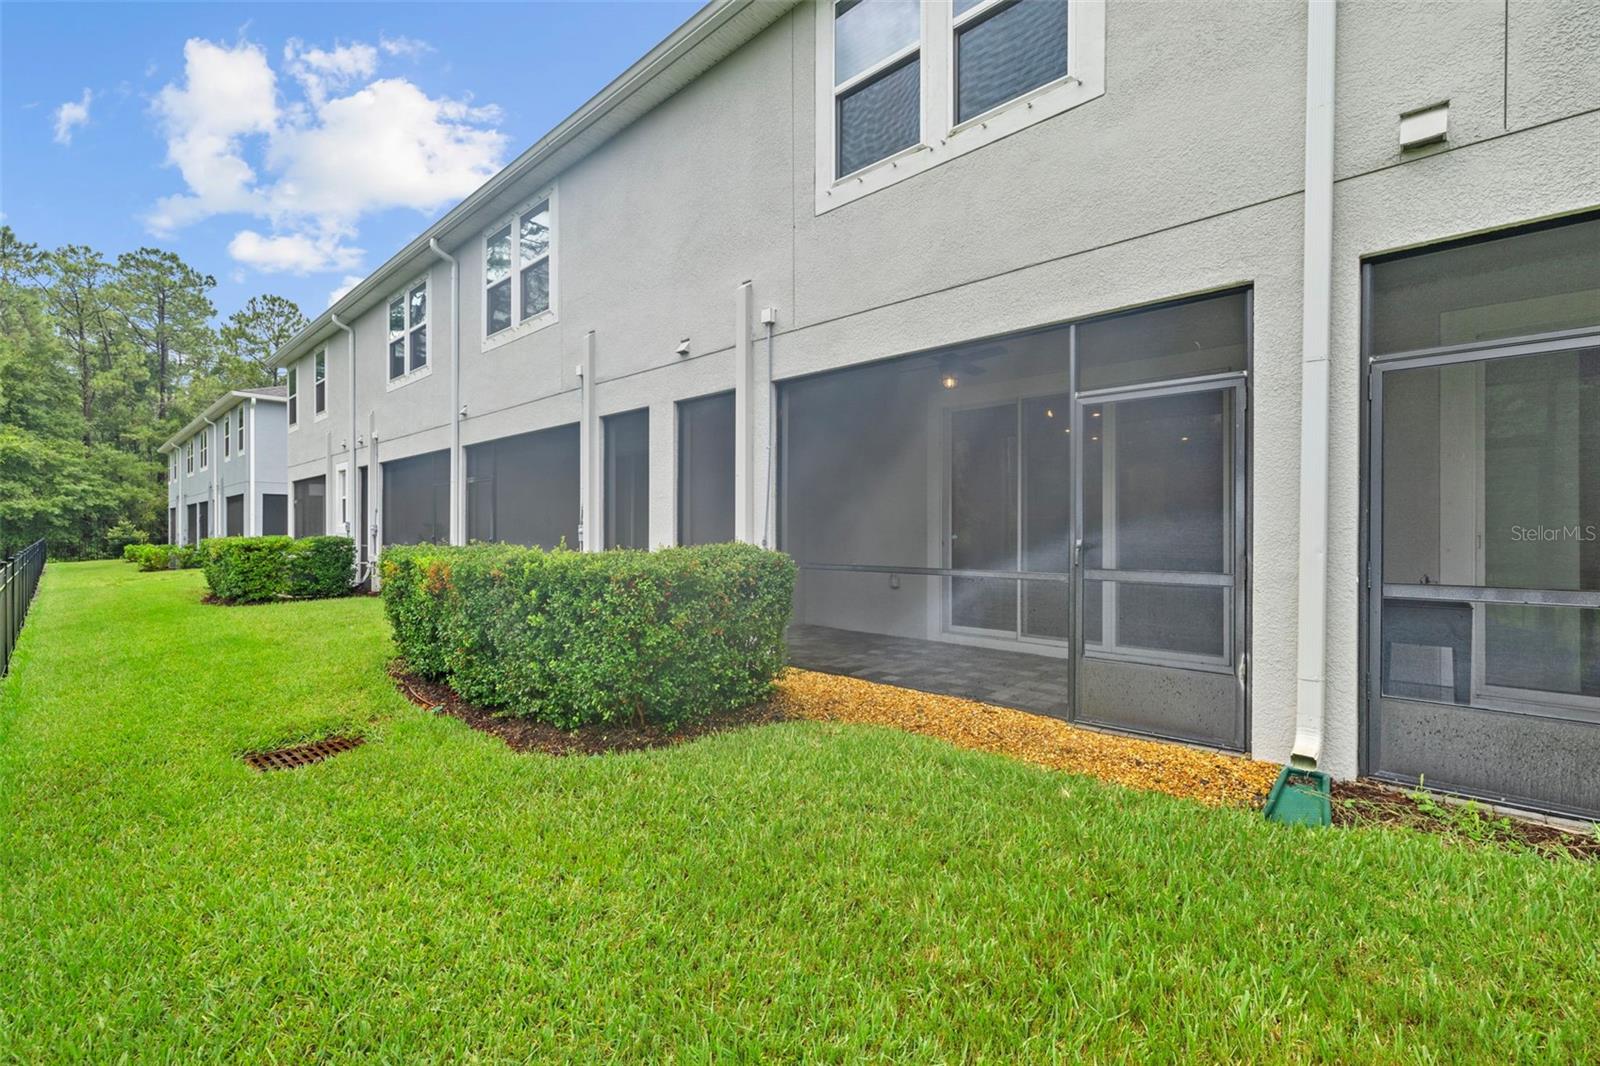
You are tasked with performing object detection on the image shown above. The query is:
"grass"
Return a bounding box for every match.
[3,561,1598,1062]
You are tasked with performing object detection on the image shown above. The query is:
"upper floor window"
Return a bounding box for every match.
[172,453,179,479]
[314,349,327,415]
[237,406,246,453]
[223,413,231,459]
[198,429,208,471]
[816,0,1103,212]
[953,0,1069,123]
[185,441,194,474]
[483,191,556,348]
[833,0,922,177]
[288,366,299,426]
[388,277,428,381]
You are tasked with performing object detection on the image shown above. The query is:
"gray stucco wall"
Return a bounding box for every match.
[167,396,290,540]
[279,0,1600,776]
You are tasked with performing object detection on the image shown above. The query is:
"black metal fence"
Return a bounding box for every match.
[1,540,46,678]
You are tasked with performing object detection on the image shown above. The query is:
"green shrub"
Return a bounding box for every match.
[285,536,355,599]
[171,545,203,570]
[198,535,353,603]
[202,536,294,602]
[123,542,147,563]
[380,542,795,728]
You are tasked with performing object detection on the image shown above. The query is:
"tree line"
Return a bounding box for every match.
[0,226,308,558]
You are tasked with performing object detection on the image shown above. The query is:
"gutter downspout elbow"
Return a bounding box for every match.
[1293,0,1337,769]
[428,238,462,546]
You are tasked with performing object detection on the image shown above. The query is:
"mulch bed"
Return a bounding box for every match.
[1332,778,1599,860]
[388,663,786,756]
[771,668,1283,809]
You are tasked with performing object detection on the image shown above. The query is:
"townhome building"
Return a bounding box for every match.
[160,387,290,544]
[266,0,1600,818]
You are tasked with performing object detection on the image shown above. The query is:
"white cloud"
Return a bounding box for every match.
[283,39,377,106]
[228,228,364,275]
[145,34,505,279]
[328,274,365,306]
[147,39,277,233]
[53,89,93,145]
[267,79,504,221]
[379,35,433,59]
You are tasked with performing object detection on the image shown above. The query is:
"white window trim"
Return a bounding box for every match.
[237,405,246,454]
[223,411,232,460]
[313,349,329,421]
[287,364,301,431]
[185,441,194,475]
[386,273,434,391]
[814,0,1104,214]
[335,461,350,536]
[198,429,208,471]
[481,186,559,354]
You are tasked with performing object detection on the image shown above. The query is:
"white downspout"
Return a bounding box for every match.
[247,399,258,535]
[427,238,463,545]
[201,415,219,538]
[577,332,598,551]
[1293,0,1337,768]
[331,311,357,538]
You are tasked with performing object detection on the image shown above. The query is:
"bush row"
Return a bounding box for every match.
[199,536,355,603]
[381,542,796,729]
[124,543,202,571]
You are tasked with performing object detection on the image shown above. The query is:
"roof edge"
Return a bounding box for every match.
[159,390,287,453]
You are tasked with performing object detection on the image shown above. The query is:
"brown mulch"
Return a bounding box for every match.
[388,663,786,756]
[771,668,1282,809]
[1332,778,1599,860]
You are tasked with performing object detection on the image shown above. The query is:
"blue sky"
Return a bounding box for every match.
[1,1,701,317]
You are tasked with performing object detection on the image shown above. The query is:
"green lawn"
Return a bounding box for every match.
[3,562,1598,1062]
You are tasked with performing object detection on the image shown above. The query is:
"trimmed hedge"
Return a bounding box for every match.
[126,544,203,571]
[198,535,354,603]
[381,542,796,728]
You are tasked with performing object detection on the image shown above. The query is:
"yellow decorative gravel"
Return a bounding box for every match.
[772,668,1282,810]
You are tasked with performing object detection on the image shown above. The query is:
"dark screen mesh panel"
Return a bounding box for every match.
[1369,215,1600,356]
[1076,291,1248,392]
[198,501,210,541]
[226,494,244,536]
[604,410,650,550]
[293,477,326,538]
[465,426,578,549]
[186,503,198,545]
[383,451,449,546]
[678,392,736,546]
[169,507,178,545]
[838,56,920,176]
[262,494,287,536]
[956,0,1068,123]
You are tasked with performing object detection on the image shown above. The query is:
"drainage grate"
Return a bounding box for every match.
[244,735,365,772]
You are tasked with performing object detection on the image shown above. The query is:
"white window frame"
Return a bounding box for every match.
[314,349,328,419]
[237,405,246,454]
[185,441,194,475]
[335,462,350,536]
[287,364,301,429]
[481,186,558,354]
[386,273,432,390]
[198,428,208,471]
[223,412,231,459]
[815,0,1104,214]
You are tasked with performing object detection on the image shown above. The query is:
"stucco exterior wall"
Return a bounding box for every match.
[277,0,1600,775]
